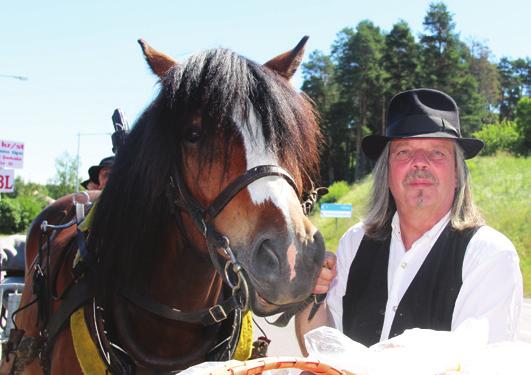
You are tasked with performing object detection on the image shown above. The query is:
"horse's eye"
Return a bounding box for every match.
[184,127,202,143]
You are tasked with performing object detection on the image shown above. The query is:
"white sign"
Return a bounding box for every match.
[0,139,24,169]
[320,203,352,218]
[0,169,15,193]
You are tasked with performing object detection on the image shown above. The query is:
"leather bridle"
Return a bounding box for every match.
[120,163,326,329]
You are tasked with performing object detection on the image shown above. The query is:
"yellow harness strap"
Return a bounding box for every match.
[232,310,253,360]
[78,200,98,232]
[70,308,108,375]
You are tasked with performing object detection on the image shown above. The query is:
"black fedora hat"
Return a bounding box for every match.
[88,156,115,184]
[80,179,90,189]
[362,88,484,160]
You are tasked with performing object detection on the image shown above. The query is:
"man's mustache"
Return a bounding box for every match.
[403,170,438,185]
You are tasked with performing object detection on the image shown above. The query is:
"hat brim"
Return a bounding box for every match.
[81,179,90,189]
[362,132,484,160]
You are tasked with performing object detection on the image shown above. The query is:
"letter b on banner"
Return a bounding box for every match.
[0,169,15,192]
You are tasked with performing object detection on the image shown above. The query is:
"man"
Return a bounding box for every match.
[296,88,522,351]
[80,156,114,190]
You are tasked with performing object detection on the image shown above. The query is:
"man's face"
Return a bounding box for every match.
[86,181,100,190]
[98,167,112,189]
[388,138,457,217]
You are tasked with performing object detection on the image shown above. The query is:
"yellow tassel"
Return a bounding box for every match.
[70,308,108,375]
[232,310,253,360]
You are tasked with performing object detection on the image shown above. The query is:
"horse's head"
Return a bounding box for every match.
[135,38,325,316]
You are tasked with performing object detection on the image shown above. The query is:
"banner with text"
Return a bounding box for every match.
[0,168,15,192]
[0,139,24,169]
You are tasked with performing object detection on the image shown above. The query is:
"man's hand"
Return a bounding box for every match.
[313,252,337,295]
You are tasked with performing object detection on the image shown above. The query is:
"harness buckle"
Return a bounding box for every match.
[208,305,228,323]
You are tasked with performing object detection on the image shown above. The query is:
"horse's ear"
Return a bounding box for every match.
[264,36,309,80]
[138,39,178,78]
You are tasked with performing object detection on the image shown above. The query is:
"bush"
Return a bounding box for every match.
[0,195,46,234]
[17,196,47,230]
[0,198,22,233]
[321,180,350,203]
[472,121,520,155]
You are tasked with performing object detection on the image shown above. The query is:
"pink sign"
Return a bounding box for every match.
[0,168,15,192]
[0,140,24,169]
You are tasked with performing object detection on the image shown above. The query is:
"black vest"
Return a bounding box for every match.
[342,223,478,346]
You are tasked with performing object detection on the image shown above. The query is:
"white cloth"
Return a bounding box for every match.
[326,212,523,343]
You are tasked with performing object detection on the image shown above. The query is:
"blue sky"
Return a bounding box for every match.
[1,0,529,185]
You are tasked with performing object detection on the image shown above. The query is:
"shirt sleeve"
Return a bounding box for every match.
[326,223,365,332]
[452,226,523,343]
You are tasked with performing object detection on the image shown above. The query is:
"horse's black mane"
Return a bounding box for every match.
[89,48,321,298]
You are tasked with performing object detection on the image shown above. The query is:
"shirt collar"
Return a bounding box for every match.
[391,211,451,240]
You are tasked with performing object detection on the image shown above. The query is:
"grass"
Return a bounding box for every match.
[309,153,531,296]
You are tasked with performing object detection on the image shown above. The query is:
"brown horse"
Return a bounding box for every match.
[10,37,325,375]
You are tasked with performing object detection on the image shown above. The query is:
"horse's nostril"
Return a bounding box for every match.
[253,239,281,276]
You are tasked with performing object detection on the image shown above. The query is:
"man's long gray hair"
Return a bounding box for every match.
[363,142,484,239]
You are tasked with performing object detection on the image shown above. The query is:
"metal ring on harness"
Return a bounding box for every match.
[223,262,249,312]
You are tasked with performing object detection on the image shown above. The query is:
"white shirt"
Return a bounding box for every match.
[326,212,523,343]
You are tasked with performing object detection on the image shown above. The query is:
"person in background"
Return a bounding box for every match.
[80,156,114,191]
[296,88,523,352]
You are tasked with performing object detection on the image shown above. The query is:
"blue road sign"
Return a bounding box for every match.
[320,203,352,218]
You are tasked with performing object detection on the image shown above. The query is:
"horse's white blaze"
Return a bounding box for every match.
[237,110,295,225]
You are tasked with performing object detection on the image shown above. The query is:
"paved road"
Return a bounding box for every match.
[254,298,531,356]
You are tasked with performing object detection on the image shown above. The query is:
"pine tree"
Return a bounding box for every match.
[420,2,483,134]
[301,50,340,184]
[382,20,420,96]
[467,42,501,124]
[332,21,386,180]
[498,57,531,121]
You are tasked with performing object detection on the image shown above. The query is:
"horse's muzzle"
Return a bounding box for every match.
[242,229,325,316]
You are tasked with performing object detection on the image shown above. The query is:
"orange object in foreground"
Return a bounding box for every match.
[209,356,350,375]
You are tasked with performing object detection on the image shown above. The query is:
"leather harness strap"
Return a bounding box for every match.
[42,276,92,348]
[120,287,243,326]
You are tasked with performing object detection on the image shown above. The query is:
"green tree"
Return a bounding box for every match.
[515,96,531,154]
[301,50,341,184]
[382,20,420,97]
[46,152,80,199]
[467,41,501,124]
[332,21,386,181]
[419,2,483,134]
[498,57,531,121]
[419,2,461,91]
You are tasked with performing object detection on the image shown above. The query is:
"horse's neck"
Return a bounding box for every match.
[155,220,223,309]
